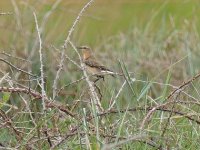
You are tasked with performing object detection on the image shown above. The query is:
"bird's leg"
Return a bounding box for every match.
[94,75,104,83]
[94,78,100,83]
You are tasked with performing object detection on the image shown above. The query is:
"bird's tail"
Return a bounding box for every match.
[101,70,116,77]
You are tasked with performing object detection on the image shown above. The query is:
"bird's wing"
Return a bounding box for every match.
[84,59,112,72]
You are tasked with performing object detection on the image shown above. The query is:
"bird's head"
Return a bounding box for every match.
[77,46,92,60]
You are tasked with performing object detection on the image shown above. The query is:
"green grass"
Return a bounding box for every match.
[0,0,200,149]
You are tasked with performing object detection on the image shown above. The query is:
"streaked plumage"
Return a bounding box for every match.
[77,46,115,80]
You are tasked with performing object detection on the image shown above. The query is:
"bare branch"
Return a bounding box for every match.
[33,12,47,112]
[0,58,37,77]
[52,0,95,100]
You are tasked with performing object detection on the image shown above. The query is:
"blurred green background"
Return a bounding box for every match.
[0,0,200,47]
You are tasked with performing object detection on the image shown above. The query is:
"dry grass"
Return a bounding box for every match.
[0,0,200,149]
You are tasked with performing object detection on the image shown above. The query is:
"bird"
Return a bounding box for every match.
[77,46,115,82]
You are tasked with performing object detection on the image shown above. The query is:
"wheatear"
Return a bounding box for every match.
[77,46,115,81]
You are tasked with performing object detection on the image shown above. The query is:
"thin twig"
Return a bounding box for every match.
[33,12,47,112]
[140,71,200,130]
[102,134,147,150]
[98,105,200,125]
[51,45,82,69]
[0,86,75,117]
[52,0,94,100]
[94,84,102,100]
[0,58,37,77]
[28,0,62,61]
[0,51,31,63]
[167,72,200,100]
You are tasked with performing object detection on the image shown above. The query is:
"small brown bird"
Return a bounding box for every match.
[77,46,115,81]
